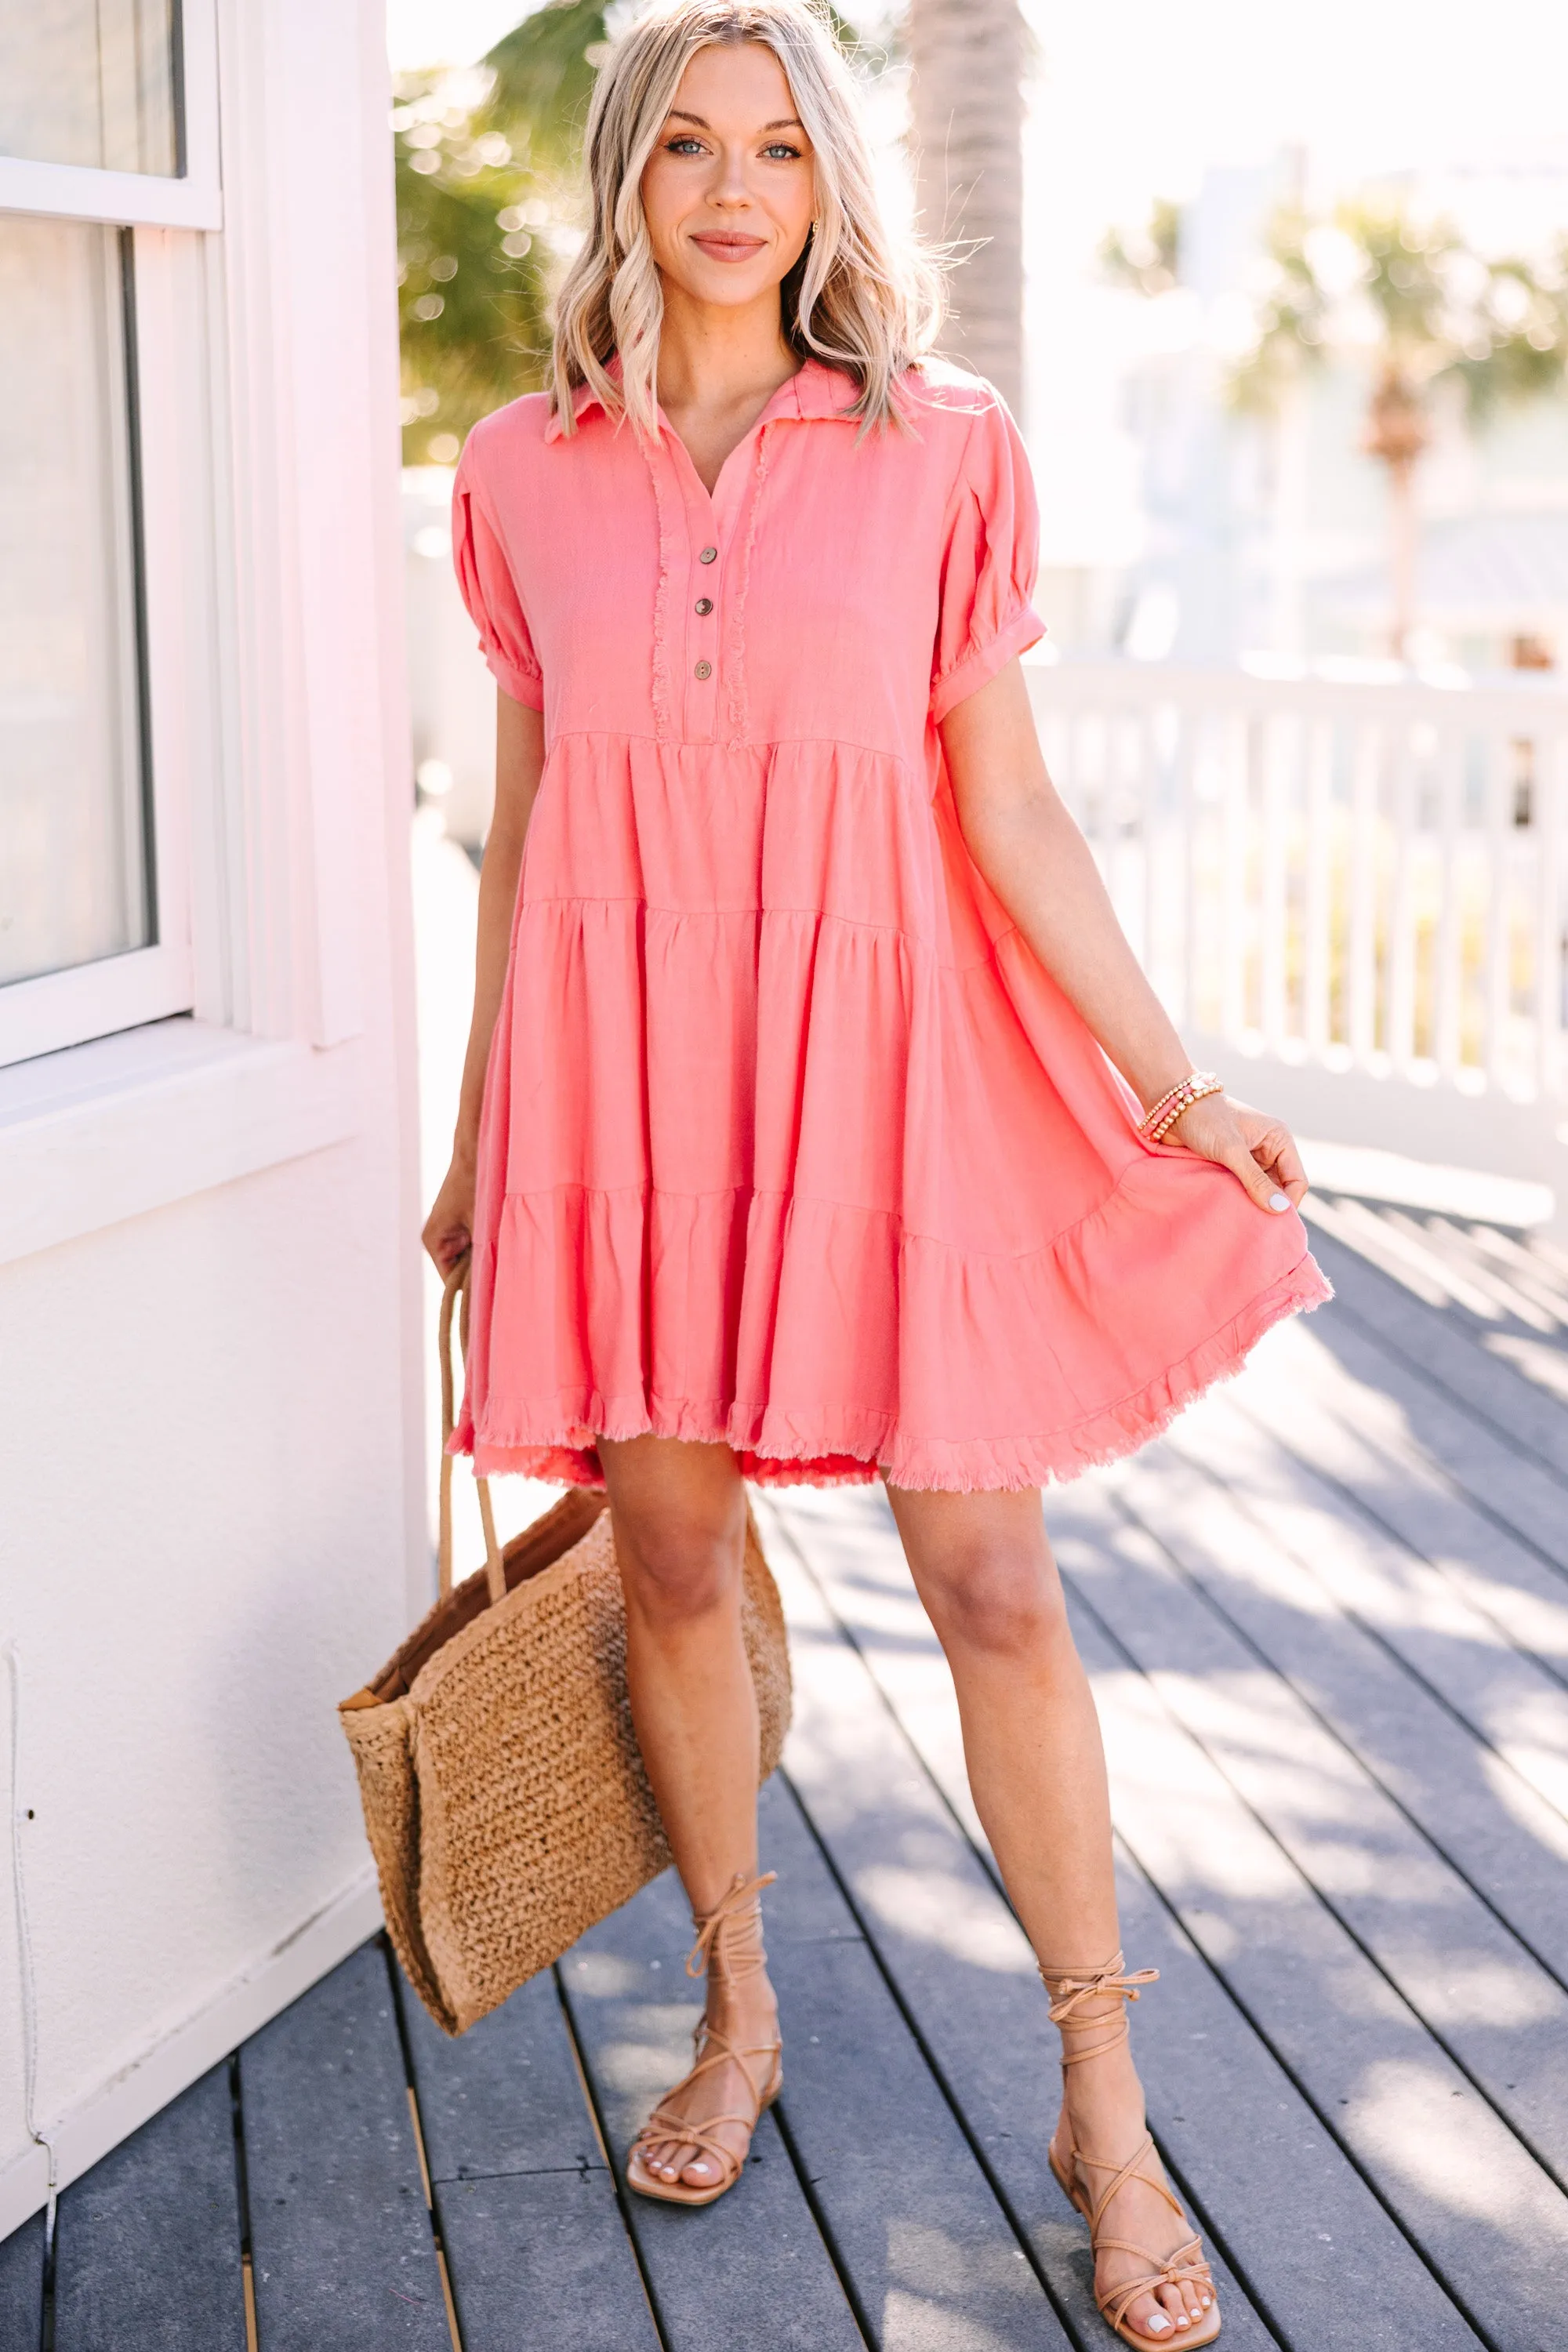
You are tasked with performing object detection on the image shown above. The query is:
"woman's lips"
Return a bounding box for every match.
[691,234,768,263]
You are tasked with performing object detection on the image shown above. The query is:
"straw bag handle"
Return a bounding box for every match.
[437,1252,506,1607]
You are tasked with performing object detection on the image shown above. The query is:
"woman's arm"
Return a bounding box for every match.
[422,691,547,1272]
[940,661,1305,1214]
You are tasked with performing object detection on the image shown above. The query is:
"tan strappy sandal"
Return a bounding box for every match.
[1041,1955,1221,2350]
[626,1871,782,2209]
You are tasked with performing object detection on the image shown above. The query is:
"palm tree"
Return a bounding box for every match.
[1232,201,1568,658]
[906,0,1026,411]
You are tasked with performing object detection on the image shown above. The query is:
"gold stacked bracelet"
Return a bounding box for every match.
[1138,1071,1223,1143]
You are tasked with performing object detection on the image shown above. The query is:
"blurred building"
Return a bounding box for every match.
[1030,158,1568,674]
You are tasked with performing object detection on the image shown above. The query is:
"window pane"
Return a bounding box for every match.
[0,2,179,176]
[0,218,151,991]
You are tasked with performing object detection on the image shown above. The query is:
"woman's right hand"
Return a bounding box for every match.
[423,1152,477,1276]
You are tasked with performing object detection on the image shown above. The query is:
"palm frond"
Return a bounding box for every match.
[1098,199,1180,299]
[1227,206,1332,412]
[479,0,609,174]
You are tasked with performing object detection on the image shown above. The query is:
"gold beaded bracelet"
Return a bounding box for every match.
[1139,1071,1223,1144]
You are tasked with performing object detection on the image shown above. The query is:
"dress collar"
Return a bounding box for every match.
[543,355,862,441]
[777,357,863,420]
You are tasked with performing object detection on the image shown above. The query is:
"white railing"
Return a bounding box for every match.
[1024,655,1568,1202]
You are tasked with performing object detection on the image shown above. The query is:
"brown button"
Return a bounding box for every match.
[694,660,713,680]
[695,597,713,615]
[699,545,717,564]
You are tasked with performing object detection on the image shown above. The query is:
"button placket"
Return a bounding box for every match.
[684,532,723,735]
[666,423,771,739]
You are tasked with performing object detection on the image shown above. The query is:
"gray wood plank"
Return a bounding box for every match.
[559,1848,866,2352]
[1168,1382,1568,1838]
[1135,1418,1568,1978]
[1328,1198,1568,1334]
[0,2212,42,2352]
[240,1940,448,2352]
[1049,1509,1568,2352]
[392,1949,659,2348]
[53,2066,245,2352]
[394,1960,603,2183]
[1312,1197,1568,1330]
[768,1486,1482,2352]
[0,2211,42,2352]
[1305,1210,1568,1479]
[1236,1317,1568,1682]
[1418,1206,1568,1298]
[1423,1219,1568,1332]
[434,2169,660,2352]
[1058,1465,1568,2186]
[1263,1293,1568,1597]
[757,1771,1075,2351]
[768,1540,1261,2352]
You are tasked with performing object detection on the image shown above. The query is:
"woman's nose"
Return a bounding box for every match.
[710,149,753,205]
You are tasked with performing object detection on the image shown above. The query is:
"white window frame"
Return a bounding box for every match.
[0,2,220,1069]
[0,5,220,231]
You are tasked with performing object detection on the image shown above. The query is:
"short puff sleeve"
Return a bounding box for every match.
[451,452,544,711]
[930,394,1045,724]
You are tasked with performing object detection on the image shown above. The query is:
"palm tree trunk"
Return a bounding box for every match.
[1362,368,1427,662]
[906,0,1025,412]
[1385,454,1417,662]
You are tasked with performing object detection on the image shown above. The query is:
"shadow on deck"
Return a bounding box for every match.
[7,1196,1568,2350]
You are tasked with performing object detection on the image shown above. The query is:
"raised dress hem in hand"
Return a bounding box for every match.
[452,1248,1331,1494]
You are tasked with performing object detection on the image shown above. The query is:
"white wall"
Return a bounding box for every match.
[0,0,423,2234]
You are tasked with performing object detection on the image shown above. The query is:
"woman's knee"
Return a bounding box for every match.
[918,1537,1069,1657]
[600,1437,746,1624]
[614,1502,746,1624]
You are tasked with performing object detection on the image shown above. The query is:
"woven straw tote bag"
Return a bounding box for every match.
[340,1256,793,2035]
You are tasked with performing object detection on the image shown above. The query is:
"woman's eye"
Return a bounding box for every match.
[762,143,802,161]
[666,136,706,155]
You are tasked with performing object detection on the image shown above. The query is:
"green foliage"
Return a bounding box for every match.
[1451,241,1568,416]
[1098,199,1180,299]
[395,1,608,466]
[1228,205,1333,412]
[1340,201,1461,365]
[1228,196,1568,425]
[482,0,609,174]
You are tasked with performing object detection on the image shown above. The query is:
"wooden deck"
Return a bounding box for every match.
[9,1192,1568,2350]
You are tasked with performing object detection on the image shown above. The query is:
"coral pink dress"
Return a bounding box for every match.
[449,358,1327,1491]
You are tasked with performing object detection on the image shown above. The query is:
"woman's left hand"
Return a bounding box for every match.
[1163,1092,1308,1215]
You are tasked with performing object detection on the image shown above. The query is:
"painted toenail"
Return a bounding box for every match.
[1144,2320,1171,2337]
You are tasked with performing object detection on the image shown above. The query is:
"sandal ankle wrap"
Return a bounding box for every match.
[626,1872,782,2208]
[1040,1952,1220,2349]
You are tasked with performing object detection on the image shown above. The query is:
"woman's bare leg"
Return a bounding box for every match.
[598,1435,777,2190]
[885,1483,1211,2339]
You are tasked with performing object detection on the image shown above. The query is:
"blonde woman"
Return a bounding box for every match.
[423,3,1326,2342]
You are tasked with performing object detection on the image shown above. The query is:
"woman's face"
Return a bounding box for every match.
[640,42,817,315]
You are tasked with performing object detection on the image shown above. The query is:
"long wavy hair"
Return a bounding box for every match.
[550,0,945,437]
